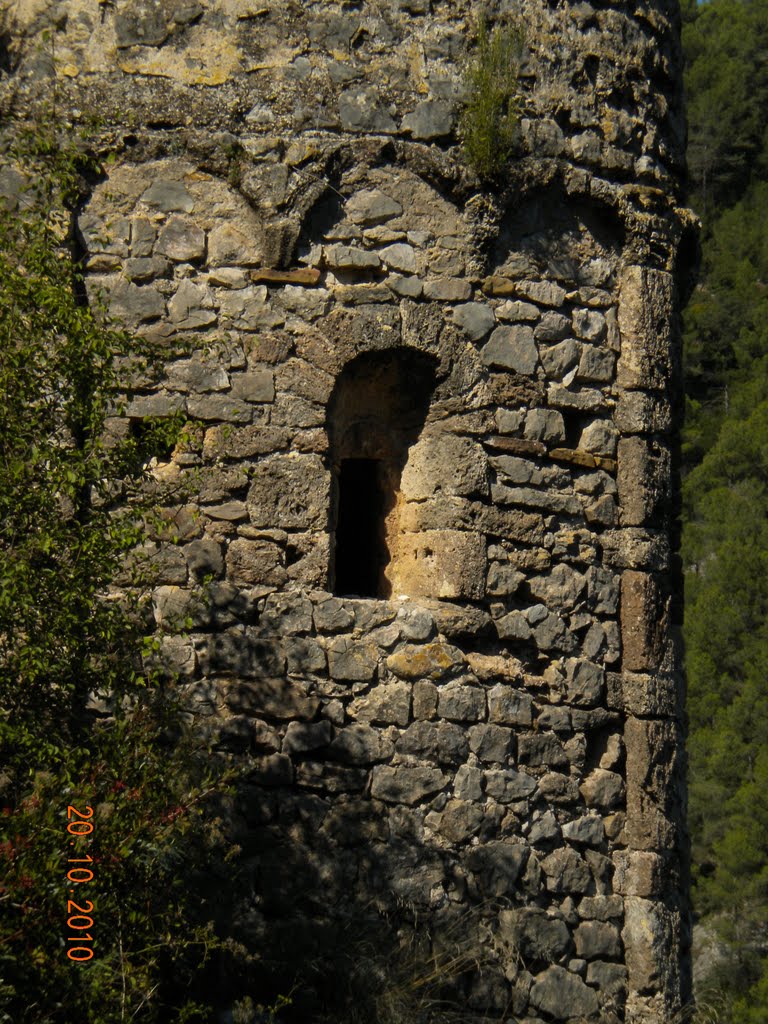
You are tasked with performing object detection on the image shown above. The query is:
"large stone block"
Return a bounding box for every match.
[247,454,329,529]
[621,571,673,673]
[529,965,599,1018]
[624,718,684,852]
[613,670,681,717]
[397,720,468,764]
[370,766,447,804]
[617,436,672,526]
[623,898,682,1005]
[617,266,676,390]
[400,433,489,499]
[388,529,486,600]
[465,841,528,896]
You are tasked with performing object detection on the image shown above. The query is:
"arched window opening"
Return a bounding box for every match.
[327,350,437,598]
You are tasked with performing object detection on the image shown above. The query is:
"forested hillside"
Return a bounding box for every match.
[682,0,768,1018]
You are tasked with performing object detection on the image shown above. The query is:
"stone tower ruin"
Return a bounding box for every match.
[3,0,697,1020]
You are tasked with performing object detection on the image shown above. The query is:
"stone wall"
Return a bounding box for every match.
[2,1,696,1021]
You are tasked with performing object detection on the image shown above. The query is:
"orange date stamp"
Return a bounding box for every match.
[65,805,94,962]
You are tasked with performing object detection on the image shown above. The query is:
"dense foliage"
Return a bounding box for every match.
[0,131,242,1023]
[682,0,768,1018]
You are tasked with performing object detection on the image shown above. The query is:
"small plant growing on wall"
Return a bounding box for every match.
[459,13,523,181]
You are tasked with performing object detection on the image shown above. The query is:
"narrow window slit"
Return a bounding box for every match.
[334,458,388,597]
[327,349,438,599]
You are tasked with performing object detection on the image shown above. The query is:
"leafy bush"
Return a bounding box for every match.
[0,125,241,1023]
[459,14,523,181]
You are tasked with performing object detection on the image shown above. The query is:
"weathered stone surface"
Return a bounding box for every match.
[225,679,319,721]
[328,640,379,683]
[429,798,485,842]
[251,267,322,286]
[423,277,472,301]
[465,842,528,896]
[386,642,464,681]
[325,244,381,271]
[285,637,326,674]
[345,189,402,224]
[514,280,567,307]
[401,100,454,139]
[574,920,622,959]
[141,180,194,212]
[579,895,624,921]
[388,530,487,601]
[529,965,599,1018]
[209,224,261,266]
[541,848,592,894]
[600,528,670,571]
[621,572,671,673]
[469,723,513,763]
[580,769,626,810]
[183,539,224,578]
[562,815,605,846]
[397,720,468,764]
[454,764,484,801]
[564,659,604,707]
[580,420,619,457]
[614,390,673,434]
[481,325,538,373]
[613,850,666,898]
[535,312,571,342]
[379,243,417,273]
[400,434,488,499]
[370,766,447,805]
[617,266,675,390]
[437,682,486,722]
[618,436,672,526]
[156,216,205,262]
[623,898,681,998]
[524,408,565,443]
[247,454,329,529]
[226,538,285,586]
[488,686,533,725]
[339,87,397,132]
[572,308,607,341]
[282,720,333,755]
[578,344,615,382]
[484,768,537,802]
[108,280,165,324]
[518,733,569,770]
[168,280,216,328]
[451,302,496,340]
[624,718,682,851]
[529,564,586,611]
[499,908,571,964]
[539,338,580,380]
[587,960,628,998]
[328,724,394,764]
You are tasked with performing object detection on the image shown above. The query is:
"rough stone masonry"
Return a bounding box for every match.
[1,0,698,1020]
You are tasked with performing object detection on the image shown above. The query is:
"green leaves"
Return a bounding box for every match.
[684,0,768,217]
[683,6,768,1018]
[0,126,239,1023]
[459,14,523,180]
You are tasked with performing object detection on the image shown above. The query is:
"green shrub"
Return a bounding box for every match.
[459,14,523,181]
[0,123,244,1023]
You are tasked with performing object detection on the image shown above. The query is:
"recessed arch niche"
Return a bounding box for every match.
[327,348,438,599]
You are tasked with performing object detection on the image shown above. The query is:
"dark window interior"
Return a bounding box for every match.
[327,349,438,598]
[334,459,388,597]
